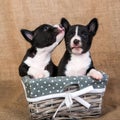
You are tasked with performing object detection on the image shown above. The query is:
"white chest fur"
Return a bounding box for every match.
[24,35,63,70]
[24,51,50,70]
[24,49,51,78]
[65,52,91,76]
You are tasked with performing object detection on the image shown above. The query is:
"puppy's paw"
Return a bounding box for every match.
[87,69,103,80]
[27,67,44,79]
[34,73,44,79]
[27,67,50,79]
[34,71,50,79]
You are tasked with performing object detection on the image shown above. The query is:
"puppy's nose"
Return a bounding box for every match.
[73,39,80,45]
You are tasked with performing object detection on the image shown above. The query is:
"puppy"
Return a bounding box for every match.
[19,24,65,79]
[57,18,103,80]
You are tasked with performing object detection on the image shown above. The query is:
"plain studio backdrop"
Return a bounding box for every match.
[0,0,120,119]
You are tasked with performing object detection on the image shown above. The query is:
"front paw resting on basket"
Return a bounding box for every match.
[87,69,103,80]
[27,67,50,79]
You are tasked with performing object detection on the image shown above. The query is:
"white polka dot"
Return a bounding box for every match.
[49,91,52,93]
[42,93,45,95]
[35,95,37,97]
[44,81,47,84]
[97,85,100,88]
[88,77,91,79]
[36,83,39,86]
[56,83,58,86]
[38,90,40,92]
[63,82,66,85]
[33,88,36,90]
[85,81,87,83]
[51,80,54,83]
[27,90,29,93]
[52,87,55,89]
[95,83,97,85]
[45,88,48,91]
[92,80,94,82]
[73,78,76,80]
[71,82,73,84]
[57,90,59,92]
[81,84,83,87]
[66,78,69,81]
[31,92,33,95]
[102,82,104,84]
[81,77,83,80]
[41,86,43,88]
[48,84,51,86]
[59,79,61,81]
[30,85,32,88]
[32,81,35,83]
[60,86,63,88]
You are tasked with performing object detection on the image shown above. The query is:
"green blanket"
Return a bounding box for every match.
[22,72,108,99]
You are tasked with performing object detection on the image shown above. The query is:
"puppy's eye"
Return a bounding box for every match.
[81,33,88,39]
[67,31,75,36]
[70,31,75,35]
[43,26,49,31]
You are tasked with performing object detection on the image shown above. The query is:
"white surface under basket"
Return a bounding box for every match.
[21,72,108,120]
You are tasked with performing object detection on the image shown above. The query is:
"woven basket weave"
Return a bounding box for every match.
[21,72,108,120]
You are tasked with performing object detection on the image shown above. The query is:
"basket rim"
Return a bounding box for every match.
[21,72,108,102]
[22,81,106,103]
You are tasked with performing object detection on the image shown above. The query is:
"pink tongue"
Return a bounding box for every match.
[72,46,80,49]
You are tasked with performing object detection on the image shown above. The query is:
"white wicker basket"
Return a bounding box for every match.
[21,72,108,120]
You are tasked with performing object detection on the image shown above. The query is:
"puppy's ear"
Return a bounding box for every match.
[20,29,34,43]
[61,18,70,32]
[87,18,98,36]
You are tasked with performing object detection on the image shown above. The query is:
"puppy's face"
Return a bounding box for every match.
[61,18,98,55]
[21,24,65,49]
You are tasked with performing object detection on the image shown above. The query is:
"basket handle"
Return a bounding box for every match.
[63,83,80,92]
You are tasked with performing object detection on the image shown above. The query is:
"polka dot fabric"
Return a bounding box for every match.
[22,72,108,98]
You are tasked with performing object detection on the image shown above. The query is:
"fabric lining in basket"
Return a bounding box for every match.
[21,72,108,120]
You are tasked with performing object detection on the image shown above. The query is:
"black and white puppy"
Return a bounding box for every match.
[57,18,103,80]
[19,24,65,79]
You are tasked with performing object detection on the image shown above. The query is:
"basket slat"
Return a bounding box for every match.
[29,92,104,120]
